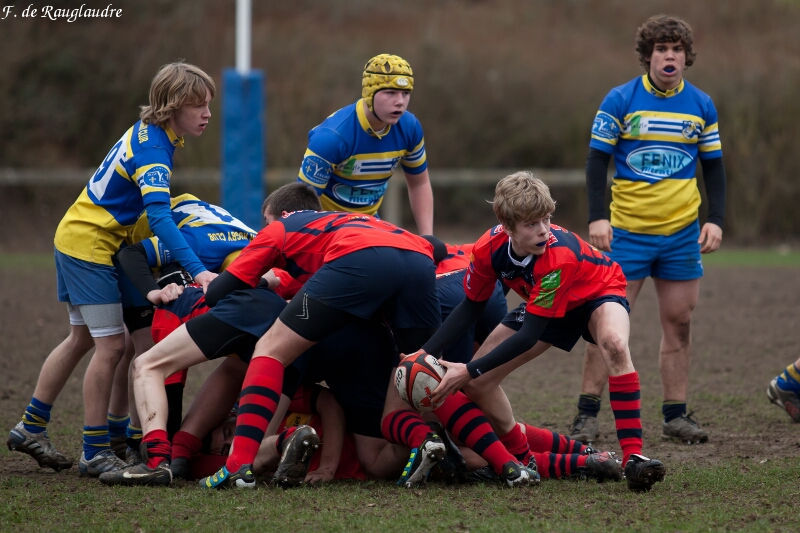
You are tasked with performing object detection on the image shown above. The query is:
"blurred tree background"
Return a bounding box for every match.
[2,0,799,243]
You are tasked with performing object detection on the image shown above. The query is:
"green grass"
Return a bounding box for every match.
[702,246,800,267]
[1,460,797,532]
[0,253,53,270]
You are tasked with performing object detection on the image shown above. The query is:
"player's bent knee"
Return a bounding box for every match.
[131,351,169,381]
[597,332,627,358]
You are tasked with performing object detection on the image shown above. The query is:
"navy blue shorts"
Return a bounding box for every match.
[501,295,630,352]
[185,285,286,362]
[282,247,440,340]
[209,285,287,338]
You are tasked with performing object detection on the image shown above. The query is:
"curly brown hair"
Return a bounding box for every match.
[635,14,696,71]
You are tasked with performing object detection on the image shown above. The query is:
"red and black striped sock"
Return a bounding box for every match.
[530,451,587,479]
[608,371,643,465]
[226,356,284,472]
[523,423,587,454]
[381,409,432,449]
[171,430,202,461]
[143,429,171,469]
[498,421,533,464]
[275,426,298,454]
[433,391,518,474]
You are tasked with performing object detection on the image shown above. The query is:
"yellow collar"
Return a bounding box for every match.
[356,98,391,139]
[165,126,185,148]
[642,74,684,98]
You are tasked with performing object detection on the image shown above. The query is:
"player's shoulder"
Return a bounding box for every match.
[680,79,716,105]
[549,223,573,237]
[545,225,593,265]
[313,102,358,133]
[277,209,325,228]
[548,224,583,247]
[133,120,174,151]
[398,108,422,126]
[602,75,642,103]
[394,109,424,140]
[307,104,358,152]
[473,224,507,253]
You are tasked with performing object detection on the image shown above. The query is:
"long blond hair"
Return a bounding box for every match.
[139,61,215,127]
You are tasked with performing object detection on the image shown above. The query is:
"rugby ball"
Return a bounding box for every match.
[395,350,446,412]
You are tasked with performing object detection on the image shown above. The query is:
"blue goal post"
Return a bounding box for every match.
[220,68,265,231]
[220,0,265,230]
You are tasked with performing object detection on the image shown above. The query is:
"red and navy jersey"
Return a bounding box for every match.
[150,286,208,343]
[151,285,208,387]
[436,243,473,276]
[225,210,434,287]
[465,224,626,318]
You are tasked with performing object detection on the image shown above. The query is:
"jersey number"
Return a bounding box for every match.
[89,137,127,200]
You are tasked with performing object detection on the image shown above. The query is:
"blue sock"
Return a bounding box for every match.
[776,363,800,392]
[107,413,130,440]
[82,425,110,459]
[126,423,143,450]
[22,397,52,434]
[662,402,686,423]
[577,394,601,416]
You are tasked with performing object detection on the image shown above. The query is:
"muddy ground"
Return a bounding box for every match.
[2,192,799,482]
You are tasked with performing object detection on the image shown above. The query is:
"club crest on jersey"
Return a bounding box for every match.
[141,166,170,188]
[301,155,332,185]
[681,120,701,140]
[591,111,620,140]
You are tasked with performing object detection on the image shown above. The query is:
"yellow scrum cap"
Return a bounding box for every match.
[361,53,414,111]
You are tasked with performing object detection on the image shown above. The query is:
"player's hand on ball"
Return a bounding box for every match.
[395,349,446,412]
[430,360,470,406]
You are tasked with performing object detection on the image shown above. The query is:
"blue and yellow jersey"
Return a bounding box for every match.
[589,75,723,235]
[54,121,206,275]
[129,193,258,273]
[297,98,427,215]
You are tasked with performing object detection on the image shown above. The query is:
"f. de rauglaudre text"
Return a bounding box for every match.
[1,4,123,22]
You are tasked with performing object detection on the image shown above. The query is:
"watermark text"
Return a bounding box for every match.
[1,3,123,22]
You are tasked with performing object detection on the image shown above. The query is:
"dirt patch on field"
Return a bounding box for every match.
[2,240,800,486]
